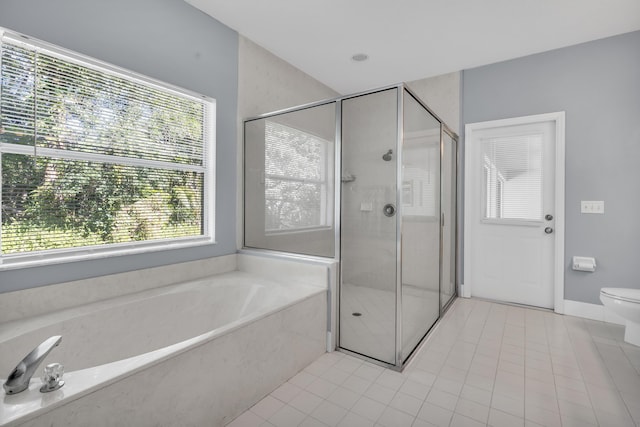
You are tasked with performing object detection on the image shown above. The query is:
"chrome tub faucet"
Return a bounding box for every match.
[3,335,62,395]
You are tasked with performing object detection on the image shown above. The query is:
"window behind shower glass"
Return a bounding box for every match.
[244,102,336,258]
[0,28,215,267]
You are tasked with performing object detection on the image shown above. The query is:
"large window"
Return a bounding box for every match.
[0,30,215,266]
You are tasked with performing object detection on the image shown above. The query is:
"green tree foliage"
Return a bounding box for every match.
[0,42,205,255]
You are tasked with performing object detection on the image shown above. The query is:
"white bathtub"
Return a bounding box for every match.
[0,267,328,426]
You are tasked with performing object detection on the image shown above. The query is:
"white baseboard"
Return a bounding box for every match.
[563,299,625,325]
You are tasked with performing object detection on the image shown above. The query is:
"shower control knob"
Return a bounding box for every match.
[544,227,553,234]
[383,204,396,217]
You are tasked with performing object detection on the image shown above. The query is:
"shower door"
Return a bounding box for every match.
[339,88,398,364]
[401,90,441,358]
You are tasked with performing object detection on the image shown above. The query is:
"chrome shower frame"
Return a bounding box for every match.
[242,83,459,370]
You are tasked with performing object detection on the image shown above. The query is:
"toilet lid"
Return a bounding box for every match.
[601,288,640,303]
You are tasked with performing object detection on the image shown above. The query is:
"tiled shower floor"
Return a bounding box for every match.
[339,283,441,363]
[227,298,640,427]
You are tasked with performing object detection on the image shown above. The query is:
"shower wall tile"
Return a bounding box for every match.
[407,72,461,135]
[237,36,339,120]
[341,89,398,292]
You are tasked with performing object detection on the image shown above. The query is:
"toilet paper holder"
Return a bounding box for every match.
[572,256,596,272]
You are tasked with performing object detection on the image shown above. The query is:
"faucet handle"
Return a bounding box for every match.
[3,335,62,395]
[40,363,64,393]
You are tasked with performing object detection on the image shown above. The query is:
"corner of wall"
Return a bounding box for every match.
[237,36,339,118]
[406,71,461,135]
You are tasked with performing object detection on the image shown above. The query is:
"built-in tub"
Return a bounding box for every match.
[0,268,328,426]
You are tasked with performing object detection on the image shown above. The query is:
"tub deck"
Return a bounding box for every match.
[0,266,328,427]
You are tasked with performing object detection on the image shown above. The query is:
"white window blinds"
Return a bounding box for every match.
[481,134,543,221]
[402,144,439,218]
[0,30,215,260]
[264,121,332,232]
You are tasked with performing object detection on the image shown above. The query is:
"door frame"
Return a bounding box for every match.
[463,112,565,314]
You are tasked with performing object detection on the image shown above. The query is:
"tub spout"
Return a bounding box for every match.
[3,335,62,395]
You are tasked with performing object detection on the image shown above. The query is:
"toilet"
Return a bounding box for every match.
[600,288,640,347]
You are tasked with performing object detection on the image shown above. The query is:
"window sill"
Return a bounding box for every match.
[265,226,333,237]
[0,237,216,271]
[480,218,543,227]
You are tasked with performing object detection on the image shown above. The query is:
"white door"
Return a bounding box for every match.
[465,113,564,309]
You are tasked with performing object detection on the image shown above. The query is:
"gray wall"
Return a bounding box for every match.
[463,30,640,304]
[0,0,238,293]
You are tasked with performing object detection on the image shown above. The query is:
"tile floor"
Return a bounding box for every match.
[227,298,640,427]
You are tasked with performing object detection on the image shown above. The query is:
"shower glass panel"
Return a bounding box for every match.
[243,84,459,370]
[339,89,398,364]
[244,102,336,257]
[441,131,457,310]
[401,90,441,357]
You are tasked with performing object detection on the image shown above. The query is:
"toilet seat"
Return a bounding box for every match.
[600,288,640,304]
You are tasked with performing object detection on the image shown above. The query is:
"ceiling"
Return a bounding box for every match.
[185,0,640,95]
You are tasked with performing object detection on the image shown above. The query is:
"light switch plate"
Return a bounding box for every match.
[581,200,604,214]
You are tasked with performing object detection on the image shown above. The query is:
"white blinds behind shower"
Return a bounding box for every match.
[264,121,332,232]
[481,134,543,221]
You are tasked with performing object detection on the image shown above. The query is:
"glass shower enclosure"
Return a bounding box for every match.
[244,84,458,370]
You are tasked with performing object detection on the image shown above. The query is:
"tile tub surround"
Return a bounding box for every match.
[0,252,333,325]
[229,298,640,427]
[0,255,329,426]
[0,254,238,323]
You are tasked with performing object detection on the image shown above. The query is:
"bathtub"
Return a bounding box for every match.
[0,267,328,426]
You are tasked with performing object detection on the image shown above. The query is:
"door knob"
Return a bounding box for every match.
[544,227,553,234]
[383,204,396,217]
[545,214,553,221]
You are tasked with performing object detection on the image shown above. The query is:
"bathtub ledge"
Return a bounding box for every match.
[0,270,327,427]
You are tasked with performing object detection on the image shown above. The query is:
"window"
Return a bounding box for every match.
[481,134,542,221]
[264,121,332,232]
[0,29,215,266]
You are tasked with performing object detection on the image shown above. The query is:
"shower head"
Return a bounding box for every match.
[382,149,393,161]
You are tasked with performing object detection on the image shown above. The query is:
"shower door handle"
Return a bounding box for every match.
[383,204,396,217]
